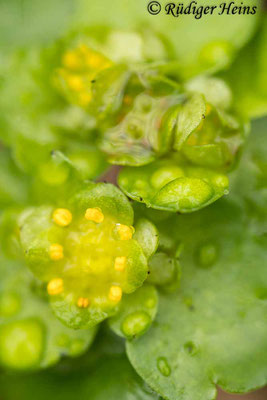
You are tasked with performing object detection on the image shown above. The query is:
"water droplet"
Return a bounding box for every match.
[197,243,218,268]
[157,356,171,377]
[121,311,151,338]
[184,341,197,355]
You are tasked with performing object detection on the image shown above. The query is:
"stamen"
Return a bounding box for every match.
[47,278,63,295]
[85,208,104,223]
[116,224,134,240]
[67,75,84,91]
[53,208,72,227]
[86,53,109,69]
[50,244,64,260]
[62,51,80,70]
[77,297,90,308]
[114,256,126,272]
[109,286,122,302]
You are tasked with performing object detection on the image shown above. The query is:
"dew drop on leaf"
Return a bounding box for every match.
[183,341,197,355]
[157,356,171,377]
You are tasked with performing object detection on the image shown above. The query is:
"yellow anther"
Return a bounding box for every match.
[50,244,64,261]
[86,53,102,69]
[67,75,84,91]
[77,297,90,308]
[86,53,111,70]
[116,224,134,240]
[109,286,122,302]
[85,208,104,223]
[78,92,92,106]
[52,208,72,227]
[47,278,63,296]
[114,256,127,272]
[62,51,80,70]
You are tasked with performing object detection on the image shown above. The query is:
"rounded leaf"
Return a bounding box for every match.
[109,284,158,339]
[134,218,159,259]
[127,201,267,399]
[118,159,229,213]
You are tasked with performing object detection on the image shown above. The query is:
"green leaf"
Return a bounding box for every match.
[127,200,267,399]
[133,205,182,292]
[230,116,267,233]
[174,93,206,150]
[90,65,131,118]
[0,256,97,370]
[118,159,229,212]
[100,93,181,166]
[134,218,159,259]
[70,182,134,225]
[109,284,158,339]
[0,354,160,400]
[173,92,246,170]
[147,252,181,293]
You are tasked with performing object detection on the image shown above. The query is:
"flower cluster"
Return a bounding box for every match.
[19,183,150,329]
